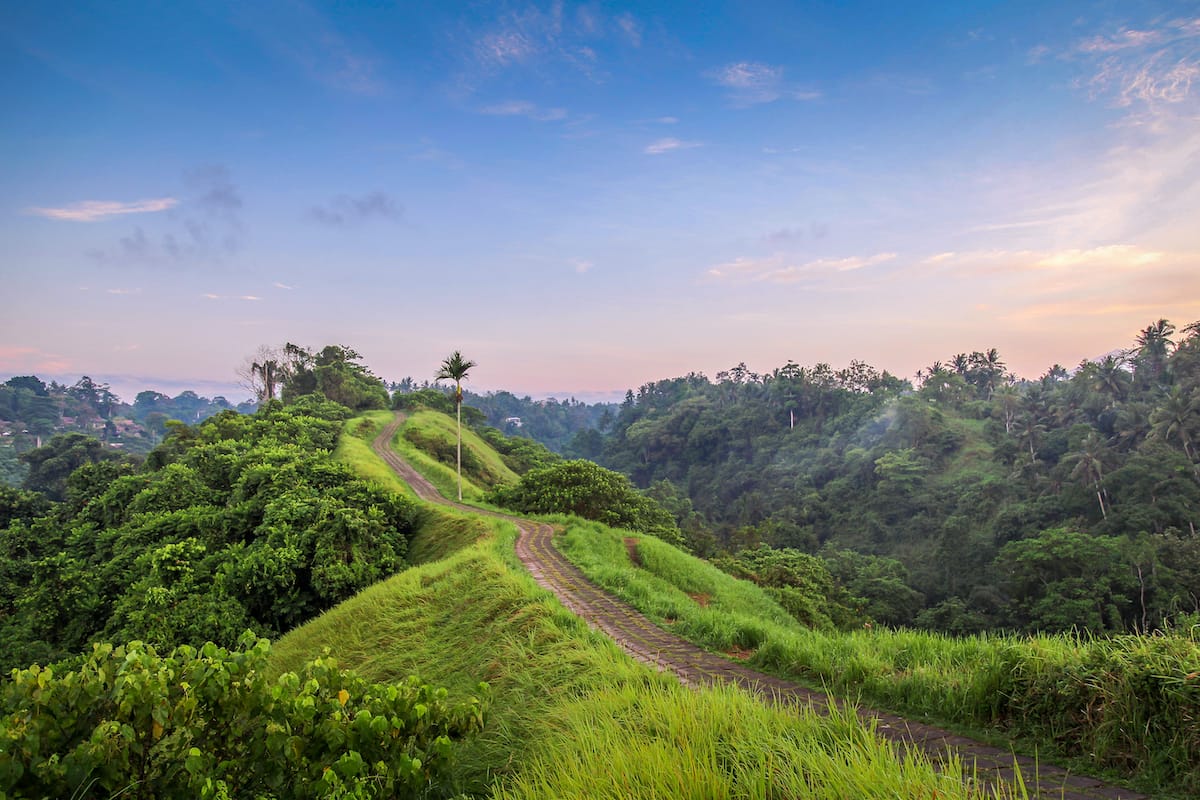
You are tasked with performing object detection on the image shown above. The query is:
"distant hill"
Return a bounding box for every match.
[0,374,257,484]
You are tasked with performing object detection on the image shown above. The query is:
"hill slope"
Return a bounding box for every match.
[269,413,1015,799]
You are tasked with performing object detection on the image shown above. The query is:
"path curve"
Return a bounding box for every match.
[373,414,1142,800]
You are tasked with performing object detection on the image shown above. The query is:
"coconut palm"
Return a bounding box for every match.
[1135,318,1175,383]
[1150,385,1200,477]
[1067,432,1111,519]
[436,350,477,501]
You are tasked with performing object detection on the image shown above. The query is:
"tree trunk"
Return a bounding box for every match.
[456,397,463,501]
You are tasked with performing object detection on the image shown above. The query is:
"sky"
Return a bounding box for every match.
[2,0,1199,403]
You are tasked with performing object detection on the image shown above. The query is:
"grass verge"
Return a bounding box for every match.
[555,519,1200,798]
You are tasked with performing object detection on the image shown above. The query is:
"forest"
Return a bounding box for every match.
[585,319,1200,635]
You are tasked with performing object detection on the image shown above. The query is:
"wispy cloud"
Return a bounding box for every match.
[238,4,386,95]
[202,293,260,301]
[309,191,401,226]
[922,245,1167,274]
[644,137,701,155]
[1069,17,1200,108]
[707,61,820,105]
[478,28,538,66]
[479,100,567,121]
[105,287,142,295]
[465,6,644,85]
[616,13,642,47]
[572,258,593,274]
[708,252,897,283]
[273,281,294,290]
[28,197,177,222]
[88,165,245,267]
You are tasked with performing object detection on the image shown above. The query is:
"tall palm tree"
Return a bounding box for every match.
[1150,385,1200,478]
[1135,318,1175,384]
[1067,432,1110,519]
[436,351,477,501]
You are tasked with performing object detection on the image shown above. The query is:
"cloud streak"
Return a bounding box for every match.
[644,137,701,155]
[28,197,177,222]
[708,252,897,283]
[708,61,821,105]
[479,100,567,121]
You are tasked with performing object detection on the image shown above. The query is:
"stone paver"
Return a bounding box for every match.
[373,414,1146,799]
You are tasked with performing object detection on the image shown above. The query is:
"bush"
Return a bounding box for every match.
[0,634,486,799]
[488,459,686,547]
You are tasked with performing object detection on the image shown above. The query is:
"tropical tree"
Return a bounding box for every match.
[1134,318,1175,384]
[435,350,476,501]
[1149,385,1200,477]
[1066,431,1111,519]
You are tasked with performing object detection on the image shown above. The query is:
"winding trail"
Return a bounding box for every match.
[373,414,1143,800]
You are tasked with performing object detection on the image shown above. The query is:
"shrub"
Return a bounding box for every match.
[0,634,486,799]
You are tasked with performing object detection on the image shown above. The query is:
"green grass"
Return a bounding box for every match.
[391,410,518,501]
[332,410,417,497]
[554,518,1200,798]
[271,507,1019,800]
[274,412,1024,799]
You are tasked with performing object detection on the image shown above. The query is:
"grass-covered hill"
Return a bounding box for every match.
[268,414,1029,799]
[299,410,1199,798]
[4,400,1197,798]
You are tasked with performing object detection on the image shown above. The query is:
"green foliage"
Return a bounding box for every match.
[489,459,685,546]
[472,426,561,474]
[713,545,859,630]
[19,433,130,501]
[0,634,485,799]
[269,503,1010,800]
[281,344,389,411]
[996,527,1134,633]
[588,320,1200,634]
[820,548,926,628]
[0,402,422,671]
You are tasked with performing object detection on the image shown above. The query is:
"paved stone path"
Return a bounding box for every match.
[373,414,1144,799]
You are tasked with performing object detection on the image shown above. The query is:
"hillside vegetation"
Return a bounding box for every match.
[269,459,1020,799]
[335,409,1197,796]
[593,319,1200,636]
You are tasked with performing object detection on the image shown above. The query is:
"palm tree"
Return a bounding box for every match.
[1135,318,1175,384]
[436,350,477,501]
[1067,432,1110,519]
[1092,354,1130,405]
[1150,385,1200,478]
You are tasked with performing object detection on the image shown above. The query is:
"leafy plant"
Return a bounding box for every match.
[0,633,486,799]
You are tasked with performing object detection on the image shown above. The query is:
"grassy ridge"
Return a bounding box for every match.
[270,508,1017,800]
[556,520,1200,797]
[268,412,1018,799]
[391,410,518,500]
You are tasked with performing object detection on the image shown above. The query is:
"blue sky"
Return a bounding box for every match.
[3,1,1198,402]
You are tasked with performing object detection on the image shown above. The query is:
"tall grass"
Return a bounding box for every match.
[296,415,1022,799]
[494,682,1021,800]
[270,508,1020,799]
[392,410,518,500]
[557,519,1200,796]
